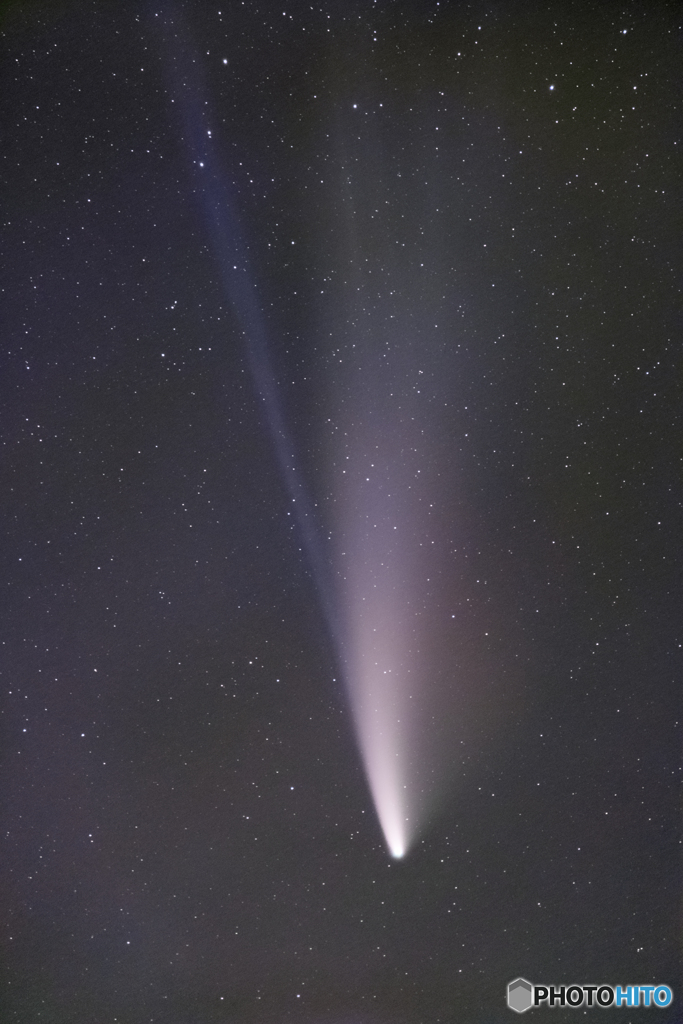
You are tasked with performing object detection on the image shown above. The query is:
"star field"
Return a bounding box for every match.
[1,2,680,1022]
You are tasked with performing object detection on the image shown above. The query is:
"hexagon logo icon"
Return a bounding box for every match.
[507,978,533,1013]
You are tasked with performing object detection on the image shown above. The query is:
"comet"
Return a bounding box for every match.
[157,10,456,859]
[329,401,436,860]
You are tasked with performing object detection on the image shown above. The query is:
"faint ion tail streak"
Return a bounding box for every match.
[155,8,339,650]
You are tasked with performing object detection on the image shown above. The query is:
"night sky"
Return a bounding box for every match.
[1,2,680,1022]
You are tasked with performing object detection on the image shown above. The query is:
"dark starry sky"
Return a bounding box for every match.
[1,2,680,1022]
